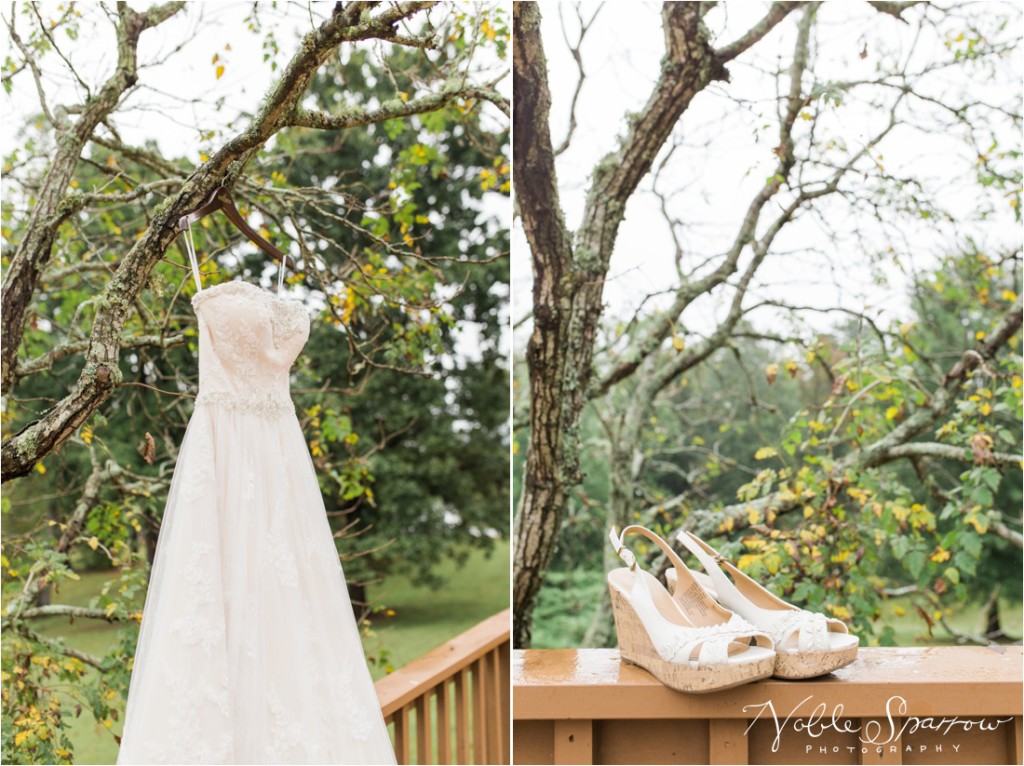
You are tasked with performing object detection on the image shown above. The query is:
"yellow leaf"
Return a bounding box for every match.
[754,447,778,460]
[14,730,32,747]
[929,548,951,563]
[765,363,779,384]
[211,53,219,64]
[671,333,684,352]
[36,462,46,475]
[215,64,225,80]
[87,536,100,550]
[885,406,899,421]
[826,604,852,620]
[737,553,761,570]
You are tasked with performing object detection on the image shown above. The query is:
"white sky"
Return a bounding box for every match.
[511,0,1023,352]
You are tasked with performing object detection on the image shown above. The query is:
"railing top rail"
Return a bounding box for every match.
[513,646,1024,721]
[376,608,511,716]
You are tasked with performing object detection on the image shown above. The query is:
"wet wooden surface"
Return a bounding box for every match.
[514,648,1023,765]
[514,647,1024,719]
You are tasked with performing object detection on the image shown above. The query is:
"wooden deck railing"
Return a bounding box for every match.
[514,647,1023,766]
[376,609,511,765]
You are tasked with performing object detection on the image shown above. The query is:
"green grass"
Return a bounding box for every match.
[365,541,510,678]
[24,541,509,765]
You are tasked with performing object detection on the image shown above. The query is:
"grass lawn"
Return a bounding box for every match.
[24,540,509,765]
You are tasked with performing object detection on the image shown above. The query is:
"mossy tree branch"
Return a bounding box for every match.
[1,1,473,481]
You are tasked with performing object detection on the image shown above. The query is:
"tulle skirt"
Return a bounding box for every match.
[117,402,396,765]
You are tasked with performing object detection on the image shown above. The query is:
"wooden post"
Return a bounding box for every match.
[553,720,593,765]
[1010,716,1023,766]
[709,719,749,765]
[858,718,902,765]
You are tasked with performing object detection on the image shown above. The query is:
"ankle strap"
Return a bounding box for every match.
[609,525,697,583]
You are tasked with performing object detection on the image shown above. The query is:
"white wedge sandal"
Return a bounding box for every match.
[607,526,776,693]
[666,530,859,680]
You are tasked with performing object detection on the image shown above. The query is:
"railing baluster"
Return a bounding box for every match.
[498,641,511,765]
[374,609,510,765]
[436,680,451,765]
[472,657,486,764]
[416,688,432,764]
[456,668,471,764]
[394,704,411,765]
[485,647,502,765]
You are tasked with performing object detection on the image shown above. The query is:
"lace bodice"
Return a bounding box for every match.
[191,281,310,417]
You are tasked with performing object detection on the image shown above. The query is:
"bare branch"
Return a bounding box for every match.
[714,1,806,63]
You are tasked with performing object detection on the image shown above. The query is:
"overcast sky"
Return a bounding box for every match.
[511,1,1022,351]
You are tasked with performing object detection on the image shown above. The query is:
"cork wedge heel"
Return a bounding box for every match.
[607,526,776,694]
[668,531,860,680]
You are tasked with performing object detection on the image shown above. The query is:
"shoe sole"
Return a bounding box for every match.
[608,584,775,694]
[773,644,859,679]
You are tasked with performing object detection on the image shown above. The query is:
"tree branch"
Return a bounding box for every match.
[884,442,1022,467]
[2,2,460,481]
[288,82,507,130]
[1,1,187,396]
[714,1,806,63]
[675,296,1023,541]
[14,333,186,383]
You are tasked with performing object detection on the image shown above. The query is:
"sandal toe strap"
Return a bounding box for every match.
[774,610,832,652]
[662,618,768,665]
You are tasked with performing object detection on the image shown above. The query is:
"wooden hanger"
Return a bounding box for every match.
[178,185,296,270]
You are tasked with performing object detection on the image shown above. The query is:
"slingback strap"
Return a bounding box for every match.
[674,530,749,609]
[182,220,203,293]
[610,525,725,617]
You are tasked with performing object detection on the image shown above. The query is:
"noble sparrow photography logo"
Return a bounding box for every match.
[743,694,1015,755]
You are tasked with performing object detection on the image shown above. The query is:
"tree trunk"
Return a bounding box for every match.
[512,1,728,648]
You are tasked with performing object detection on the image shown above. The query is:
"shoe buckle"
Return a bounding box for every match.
[618,546,637,571]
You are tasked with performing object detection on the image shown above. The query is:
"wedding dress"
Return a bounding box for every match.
[117,225,397,765]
